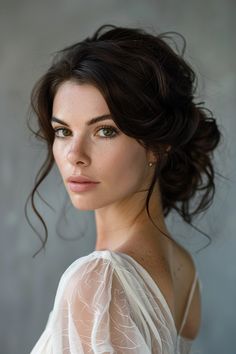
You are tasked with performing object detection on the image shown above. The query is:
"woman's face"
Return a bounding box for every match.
[52,80,156,210]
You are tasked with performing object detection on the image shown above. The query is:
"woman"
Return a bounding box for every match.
[27,24,221,353]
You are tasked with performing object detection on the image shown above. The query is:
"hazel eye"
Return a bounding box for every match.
[52,125,119,139]
[53,127,71,138]
[96,126,118,138]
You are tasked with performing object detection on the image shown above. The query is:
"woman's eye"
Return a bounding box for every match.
[96,126,118,138]
[52,125,119,139]
[53,128,71,138]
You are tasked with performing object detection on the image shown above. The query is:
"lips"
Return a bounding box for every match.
[67,177,100,193]
[67,175,99,183]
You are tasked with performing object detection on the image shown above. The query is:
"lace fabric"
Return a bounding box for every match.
[30,250,199,354]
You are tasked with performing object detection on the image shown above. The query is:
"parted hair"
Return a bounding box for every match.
[25,24,222,257]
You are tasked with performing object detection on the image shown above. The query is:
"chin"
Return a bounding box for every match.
[70,193,117,211]
[69,196,102,211]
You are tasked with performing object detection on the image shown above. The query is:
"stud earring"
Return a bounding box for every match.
[148,162,154,167]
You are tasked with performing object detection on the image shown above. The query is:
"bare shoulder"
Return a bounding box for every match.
[172,240,202,340]
[115,238,202,340]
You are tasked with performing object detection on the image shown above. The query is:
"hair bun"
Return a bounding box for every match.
[160,103,222,223]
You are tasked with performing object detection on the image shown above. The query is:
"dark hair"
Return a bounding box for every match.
[25,24,223,258]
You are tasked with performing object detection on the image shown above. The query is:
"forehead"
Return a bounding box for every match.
[52,81,109,116]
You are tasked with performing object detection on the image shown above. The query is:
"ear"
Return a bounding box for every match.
[146,149,158,163]
[146,144,171,163]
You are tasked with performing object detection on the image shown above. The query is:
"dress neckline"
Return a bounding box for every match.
[92,249,195,342]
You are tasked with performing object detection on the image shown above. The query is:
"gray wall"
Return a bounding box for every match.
[0,0,235,353]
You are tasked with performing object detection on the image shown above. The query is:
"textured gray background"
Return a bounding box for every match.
[0,0,235,353]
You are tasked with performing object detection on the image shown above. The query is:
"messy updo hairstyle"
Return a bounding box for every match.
[25,24,222,258]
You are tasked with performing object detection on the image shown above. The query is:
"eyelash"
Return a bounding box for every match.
[52,125,119,139]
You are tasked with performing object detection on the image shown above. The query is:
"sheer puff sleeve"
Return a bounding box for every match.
[31,253,159,354]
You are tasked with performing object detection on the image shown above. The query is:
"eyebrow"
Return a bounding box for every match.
[51,114,113,127]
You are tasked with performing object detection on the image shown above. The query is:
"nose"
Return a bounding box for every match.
[66,137,90,166]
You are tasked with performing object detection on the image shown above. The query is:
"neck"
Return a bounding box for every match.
[94,182,170,252]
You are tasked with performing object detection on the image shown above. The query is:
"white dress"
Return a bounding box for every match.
[30,250,200,354]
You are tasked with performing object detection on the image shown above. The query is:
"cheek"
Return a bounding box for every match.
[108,144,147,187]
[52,142,65,174]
